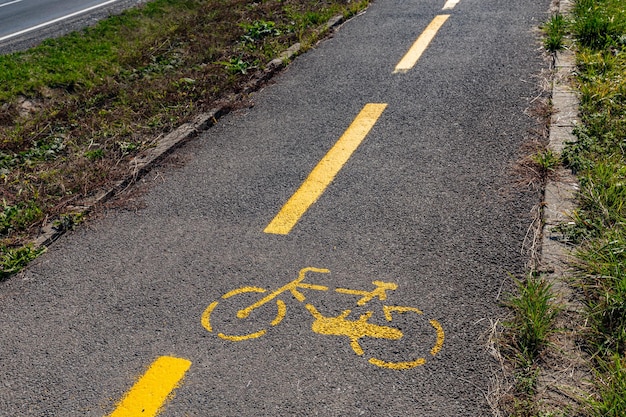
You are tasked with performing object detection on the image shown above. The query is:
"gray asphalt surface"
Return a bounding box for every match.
[0,0,145,54]
[0,0,550,415]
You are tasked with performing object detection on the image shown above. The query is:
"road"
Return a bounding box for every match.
[0,0,144,53]
[0,0,549,415]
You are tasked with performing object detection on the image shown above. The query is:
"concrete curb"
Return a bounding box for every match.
[535,0,592,412]
[540,0,579,303]
[32,15,347,250]
[540,46,579,282]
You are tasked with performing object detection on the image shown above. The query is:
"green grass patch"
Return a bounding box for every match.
[502,274,561,417]
[0,200,43,236]
[588,354,626,417]
[555,0,626,414]
[506,275,561,365]
[543,13,568,52]
[572,0,626,50]
[0,245,45,280]
[531,148,561,176]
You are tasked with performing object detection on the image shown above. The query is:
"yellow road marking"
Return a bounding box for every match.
[264,103,388,235]
[306,305,403,356]
[336,281,398,306]
[223,287,267,299]
[201,267,444,370]
[201,288,268,333]
[430,319,445,355]
[271,300,287,326]
[201,301,219,332]
[442,0,460,10]
[393,15,450,73]
[369,357,426,370]
[219,329,266,341]
[108,356,191,417]
[382,305,423,321]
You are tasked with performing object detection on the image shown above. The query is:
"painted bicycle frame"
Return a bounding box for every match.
[202,267,444,370]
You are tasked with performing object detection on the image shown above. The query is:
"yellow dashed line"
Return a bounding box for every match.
[394,15,450,73]
[107,356,191,417]
[264,103,387,235]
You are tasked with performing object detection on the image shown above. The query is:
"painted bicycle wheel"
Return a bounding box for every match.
[201,287,286,341]
[361,306,445,370]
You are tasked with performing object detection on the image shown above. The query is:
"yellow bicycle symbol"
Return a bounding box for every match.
[201,267,444,370]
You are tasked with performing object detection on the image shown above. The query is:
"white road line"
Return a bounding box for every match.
[0,0,121,42]
[442,0,460,10]
[0,0,23,9]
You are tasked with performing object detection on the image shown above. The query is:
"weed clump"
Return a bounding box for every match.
[501,274,561,417]
[0,245,45,280]
[506,275,561,363]
[544,13,568,52]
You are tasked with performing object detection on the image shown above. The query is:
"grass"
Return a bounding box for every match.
[572,0,626,50]
[543,13,568,53]
[503,274,561,417]
[506,275,560,365]
[588,354,626,417]
[0,0,371,278]
[531,148,561,176]
[0,245,45,280]
[551,0,626,414]
[503,2,626,413]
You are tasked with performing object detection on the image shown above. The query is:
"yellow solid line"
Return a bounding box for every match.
[264,103,388,235]
[108,356,191,417]
[394,15,450,74]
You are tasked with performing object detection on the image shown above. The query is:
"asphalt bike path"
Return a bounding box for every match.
[0,0,549,415]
